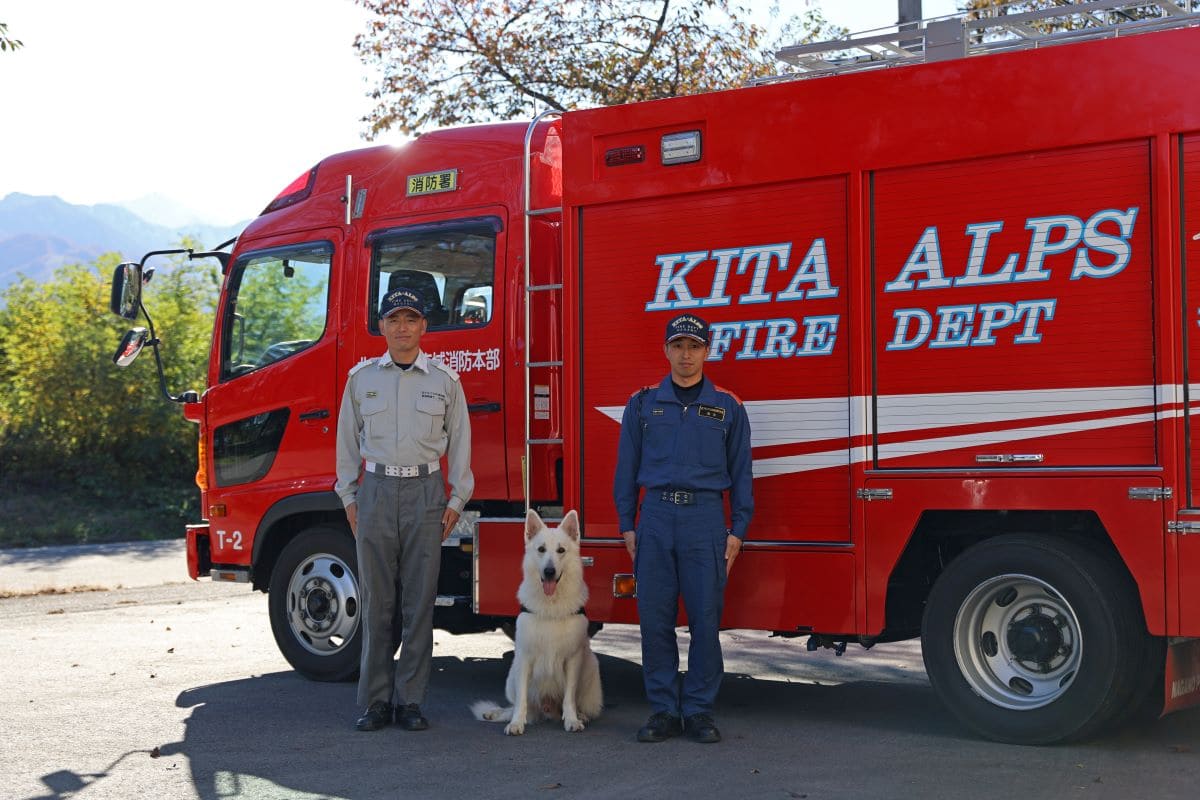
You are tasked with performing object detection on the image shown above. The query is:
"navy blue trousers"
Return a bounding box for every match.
[635,493,728,718]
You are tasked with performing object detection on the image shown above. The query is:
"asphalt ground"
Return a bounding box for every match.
[0,540,186,595]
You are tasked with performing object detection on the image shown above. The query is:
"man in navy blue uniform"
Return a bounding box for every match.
[614,313,753,744]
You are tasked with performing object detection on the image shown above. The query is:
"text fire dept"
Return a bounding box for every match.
[643,206,1138,360]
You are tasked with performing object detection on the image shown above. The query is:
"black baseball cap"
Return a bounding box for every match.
[665,313,710,344]
[380,288,426,319]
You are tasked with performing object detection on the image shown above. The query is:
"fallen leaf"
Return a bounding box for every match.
[149,674,156,679]
[167,648,174,654]
[539,783,562,790]
[750,768,760,774]
[48,609,65,615]
[150,747,161,759]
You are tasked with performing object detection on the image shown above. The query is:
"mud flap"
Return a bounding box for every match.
[1163,637,1200,715]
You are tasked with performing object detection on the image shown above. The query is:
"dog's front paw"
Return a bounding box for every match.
[563,716,585,732]
[504,720,526,736]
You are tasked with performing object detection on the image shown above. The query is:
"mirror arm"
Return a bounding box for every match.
[138,248,191,269]
[189,250,230,270]
[139,303,198,404]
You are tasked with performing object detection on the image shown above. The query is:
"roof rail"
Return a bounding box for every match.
[755,0,1200,84]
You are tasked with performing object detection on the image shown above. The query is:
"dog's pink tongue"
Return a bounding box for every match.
[542,579,557,596]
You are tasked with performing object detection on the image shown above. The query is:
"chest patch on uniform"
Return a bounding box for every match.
[698,404,726,421]
[366,391,378,398]
[651,408,665,416]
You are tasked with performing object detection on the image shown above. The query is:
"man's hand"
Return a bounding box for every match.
[725,534,742,576]
[346,502,358,537]
[442,507,461,542]
[622,530,636,562]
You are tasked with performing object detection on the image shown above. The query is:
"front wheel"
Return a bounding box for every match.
[922,534,1145,744]
[268,525,363,682]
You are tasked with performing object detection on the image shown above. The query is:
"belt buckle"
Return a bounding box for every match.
[672,490,692,505]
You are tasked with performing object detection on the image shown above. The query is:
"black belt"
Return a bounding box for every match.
[656,489,717,505]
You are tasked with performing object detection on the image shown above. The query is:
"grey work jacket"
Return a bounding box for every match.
[335,350,474,513]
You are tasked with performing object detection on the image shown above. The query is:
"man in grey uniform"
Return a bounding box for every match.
[335,286,474,732]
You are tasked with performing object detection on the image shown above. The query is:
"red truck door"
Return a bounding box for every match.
[352,211,510,499]
[203,230,343,563]
[1178,134,1200,635]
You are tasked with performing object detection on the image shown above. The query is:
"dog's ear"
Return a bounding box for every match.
[524,508,543,541]
[560,509,581,542]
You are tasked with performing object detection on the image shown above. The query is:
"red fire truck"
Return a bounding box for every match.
[110,6,1200,743]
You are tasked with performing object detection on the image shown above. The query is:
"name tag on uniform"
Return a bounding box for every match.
[698,404,726,421]
[651,408,665,416]
[366,391,378,398]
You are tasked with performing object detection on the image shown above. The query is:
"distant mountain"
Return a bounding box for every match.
[117,193,211,229]
[0,193,247,289]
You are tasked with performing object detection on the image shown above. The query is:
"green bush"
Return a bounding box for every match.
[0,250,218,546]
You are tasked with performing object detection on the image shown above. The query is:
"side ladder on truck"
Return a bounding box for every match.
[522,111,564,511]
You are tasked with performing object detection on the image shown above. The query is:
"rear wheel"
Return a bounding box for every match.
[268,525,363,682]
[922,534,1144,744]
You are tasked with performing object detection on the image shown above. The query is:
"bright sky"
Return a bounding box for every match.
[0,0,958,226]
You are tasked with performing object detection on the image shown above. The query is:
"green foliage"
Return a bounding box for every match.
[0,249,218,544]
[354,0,843,137]
[0,22,22,52]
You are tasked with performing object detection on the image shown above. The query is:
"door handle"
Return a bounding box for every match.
[468,402,501,413]
[299,408,330,421]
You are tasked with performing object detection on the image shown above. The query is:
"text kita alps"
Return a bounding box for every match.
[643,207,1138,360]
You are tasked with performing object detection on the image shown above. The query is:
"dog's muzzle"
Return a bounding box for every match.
[541,566,559,596]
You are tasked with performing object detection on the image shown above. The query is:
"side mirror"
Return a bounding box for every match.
[113,327,149,367]
[110,262,143,320]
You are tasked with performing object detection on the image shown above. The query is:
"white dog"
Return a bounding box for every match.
[471,509,603,735]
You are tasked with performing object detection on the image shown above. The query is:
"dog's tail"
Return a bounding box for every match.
[470,700,513,723]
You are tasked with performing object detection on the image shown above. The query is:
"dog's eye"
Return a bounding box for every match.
[537,546,546,553]
[556,547,566,554]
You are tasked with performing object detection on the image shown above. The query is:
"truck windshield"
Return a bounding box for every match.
[368,217,497,332]
[220,242,332,381]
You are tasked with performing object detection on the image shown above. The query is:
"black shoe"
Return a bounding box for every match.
[684,713,721,743]
[636,711,683,742]
[396,703,429,731]
[355,701,393,732]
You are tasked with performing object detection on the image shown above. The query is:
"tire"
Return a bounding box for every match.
[268,525,363,682]
[921,534,1144,744]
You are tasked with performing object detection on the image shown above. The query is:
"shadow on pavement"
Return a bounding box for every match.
[22,641,1200,800]
[139,650,964,800]
[0,540,182,567]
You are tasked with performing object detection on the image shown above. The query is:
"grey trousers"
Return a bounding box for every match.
[355,470,445,709]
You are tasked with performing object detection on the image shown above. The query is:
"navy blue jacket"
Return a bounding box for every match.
[613,376,754,539]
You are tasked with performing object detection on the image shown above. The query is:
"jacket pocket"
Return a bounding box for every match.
[643,418,674,465]
[360,396,389,448]
[697,422,727,468]
[415,393,446,437]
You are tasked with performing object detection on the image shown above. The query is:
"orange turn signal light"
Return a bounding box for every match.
[208,504,227,517]
[612,573,637,598]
